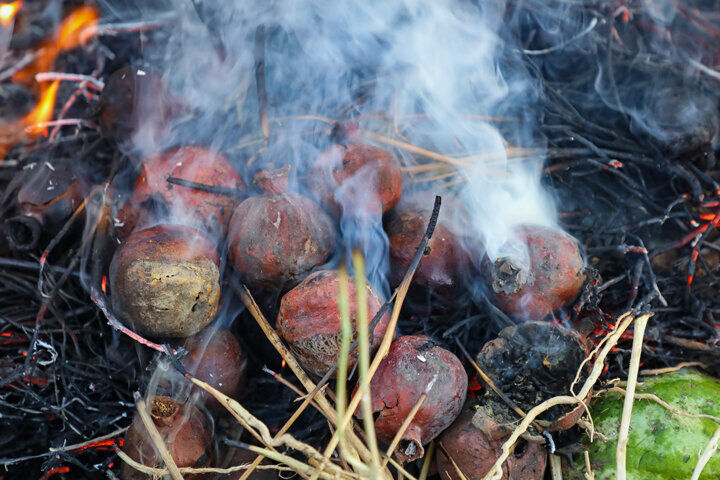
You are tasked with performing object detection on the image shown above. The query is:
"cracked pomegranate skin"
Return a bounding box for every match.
[436,407,547,480]
[228,191,335,289]
[486,224,586,320]
[182,329,248,410]
[121,396,212,480]
[116,146,245,240]
[110,224,221,338]
[359,335,468,463]
[276,270,391,378]
[308,144,402,216]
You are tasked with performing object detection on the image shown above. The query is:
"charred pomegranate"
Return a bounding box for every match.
[276,269,391,377]
[475,321,589,431]
[485,224,585,320]
[359,335,467,462]
[121,396,212,480]
[182,329,248,410]
[308,144,402,216]
[436,406,547,480]
[228,167,335,288]
[109,224,221,338]
[116,146,245,240]
[386,195,469,293]
[4,161,86,251]
[99,66,176,146]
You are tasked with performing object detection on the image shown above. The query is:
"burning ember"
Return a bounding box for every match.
[0,1,719,480]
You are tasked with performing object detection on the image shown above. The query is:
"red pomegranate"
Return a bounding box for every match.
[485,224,585,320]
[307,144,402,216]
[116,146,245,240]
[121,396,212,480]
[228,167,336,289]
[358,335,467,462]
[276,269,391,377]
[436,406,547,480]
[109,224,221,338]
[182,329,247,410]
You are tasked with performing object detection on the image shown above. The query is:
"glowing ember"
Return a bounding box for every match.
[0,1,21,27]
[23,80,59,136]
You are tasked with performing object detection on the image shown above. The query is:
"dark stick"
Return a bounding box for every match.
[166,176,246,197]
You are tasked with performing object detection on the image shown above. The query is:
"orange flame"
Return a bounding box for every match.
[0,1,21,27]
[23,80,60,136]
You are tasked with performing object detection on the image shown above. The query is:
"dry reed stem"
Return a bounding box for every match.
[639,361,708,375]
[602,388,720,424]
[690,425,720,480]
[133,393,183,480]
[583,451,595,480]
[481,312,648,480]
[419,441,436,480]
[189,376,346,478]
[550,454,563,480]
[234,280,382,477]
[114,448,295,476]
[386,456,420,480]
[438,441,469,480]
[352,252,382,478]
[616,314,649,480]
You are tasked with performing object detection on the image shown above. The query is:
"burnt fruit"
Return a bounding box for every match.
[386,194,469,294]
[99,66,176,147]
[437,406,547,480]
[308,144,402,216]
[475,321,589,431]
[276,269,391,377]
[182,329,248,410]
[486,224,585,320]
[359,335,467,462]
[121,396,212,480]
[109,224,221,338]
[116,146,245,240]
[228,167,336,288]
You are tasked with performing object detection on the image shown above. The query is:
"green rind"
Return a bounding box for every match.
[563,368,720,480]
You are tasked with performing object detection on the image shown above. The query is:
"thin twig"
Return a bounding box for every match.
[690,425,720,480]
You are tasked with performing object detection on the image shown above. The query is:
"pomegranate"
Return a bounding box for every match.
[485,224,585,320]
[116,146,245,240]
[228,167,335,289]
[358,335,467,462]
[436,406,547,480]
[182,329,248,410]
[307,144,402,216]
[109,224,221,338]
[121,396,212,480]
[276,269,391,377]
[386,195,470,294]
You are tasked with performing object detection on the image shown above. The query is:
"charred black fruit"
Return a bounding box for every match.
[475,321,590,431]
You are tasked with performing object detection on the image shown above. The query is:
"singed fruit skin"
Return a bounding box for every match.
[357,335,467,463]
[308,144,402,216]
[564,368,720,480]
[228,191,335,288]
[485,224,586,320]
[109,224,221,338]
[182,329,247,410]
[436,406,547,480]
[116,146,245,240]
[276,270,390,377]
